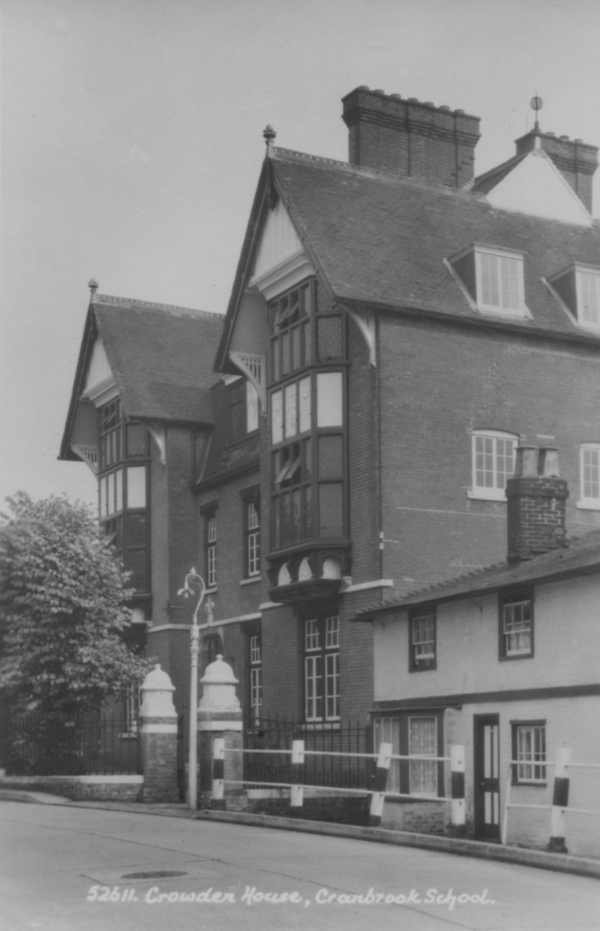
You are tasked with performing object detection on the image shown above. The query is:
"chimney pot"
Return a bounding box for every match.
[514,445,538,478]
[538,446,560,477]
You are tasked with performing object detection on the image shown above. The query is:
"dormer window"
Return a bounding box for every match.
[449,245,527,318]
[548,264,600,331]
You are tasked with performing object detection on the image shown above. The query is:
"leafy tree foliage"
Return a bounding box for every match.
[0,493,151,713]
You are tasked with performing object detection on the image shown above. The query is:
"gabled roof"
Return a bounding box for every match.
[216,147,600,370]
[60,294,224,460]
[355,529,600,618]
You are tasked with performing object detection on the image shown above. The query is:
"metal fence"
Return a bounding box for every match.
[1,710,141,776]
[243,716,373,790]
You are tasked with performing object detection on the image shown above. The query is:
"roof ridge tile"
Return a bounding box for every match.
[96,293,223,320]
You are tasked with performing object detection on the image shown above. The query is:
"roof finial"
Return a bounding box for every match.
[263,124,276,157]
[530,95,543,134]
[88,278,99,302]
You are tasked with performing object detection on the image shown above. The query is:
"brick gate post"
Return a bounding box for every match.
[139,664,179,803]
[197,655,243,809]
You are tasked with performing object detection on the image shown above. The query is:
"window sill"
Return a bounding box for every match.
[119,733,138,740]
[300,722,341,732]
[467,489,507,502]
[240,576,261,586]
[576,500,600,511]
[513,781,547,788]
[205,586,218,595]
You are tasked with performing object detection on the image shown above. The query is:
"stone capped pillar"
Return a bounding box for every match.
[197,654,243,808]
[139,664,179,803]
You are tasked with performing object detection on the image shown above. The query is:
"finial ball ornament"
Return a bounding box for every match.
[530,96,543,112]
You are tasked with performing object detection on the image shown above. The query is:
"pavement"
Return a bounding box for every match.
[1,787,599,881]
[2,799,600,931]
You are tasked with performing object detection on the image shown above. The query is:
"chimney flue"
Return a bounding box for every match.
[341,86,481,188]
[506,447,568,564]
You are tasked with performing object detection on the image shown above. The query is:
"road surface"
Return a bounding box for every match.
[0,801,598,931]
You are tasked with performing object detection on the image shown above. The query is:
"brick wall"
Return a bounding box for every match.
[0,776,143,802]
[347,318,380,583]
[378,313,600,589]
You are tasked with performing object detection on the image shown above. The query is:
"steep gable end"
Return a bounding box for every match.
[83,337,117,404]
[485,148,592,226]
[253,198,304,280]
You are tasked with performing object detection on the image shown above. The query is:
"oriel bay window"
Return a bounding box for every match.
[269,280,347,553]
[98,399,150,593]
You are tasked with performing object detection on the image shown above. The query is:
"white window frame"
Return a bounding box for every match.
[249,634,262,724]
[576,267,600,330]
[474,246,527,317]
[206,514,217,588]
[304,616,340,723]
[408,715,438,797]
[578,443,600,510]
[514,723,547,784]
[469,430,518,501]
[501,597,533,658]
[246,500,260,577]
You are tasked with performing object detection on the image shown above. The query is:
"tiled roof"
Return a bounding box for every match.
[93,295,224,423]
[271,148,600,339]
[354,529,600,617]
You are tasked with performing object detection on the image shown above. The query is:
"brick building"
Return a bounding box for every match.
[206,87,600,732]
[60,87,600,747]
[59,292,223,726]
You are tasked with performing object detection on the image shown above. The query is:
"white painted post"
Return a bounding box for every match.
[548,747,571,853]
[450,744,465,827]
[290,739,305,808]
[501,762,512,845]
[212,736,225,800]
[369,742,392,826]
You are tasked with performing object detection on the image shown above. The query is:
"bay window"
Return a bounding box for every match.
[269,280,347,554]
[98,400,150,593]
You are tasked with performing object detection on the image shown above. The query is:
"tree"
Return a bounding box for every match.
[0,492,151,714]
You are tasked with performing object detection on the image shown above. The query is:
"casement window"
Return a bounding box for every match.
[512,721,547,784]
[97,399,150,593]
[249,633,262,724]
[244,495,261,578]
[470,430,518,501]
[548,264,600,332]
[205,512,217,588]
[499,591,533,659]
[579,443,600,508]
[409,610,436,671]
[373,712,443,797]
[304,615,340,723]
[229,378,259,440]
[450,246,527,318]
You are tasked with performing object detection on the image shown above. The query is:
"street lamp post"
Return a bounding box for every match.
[177,567,208,809]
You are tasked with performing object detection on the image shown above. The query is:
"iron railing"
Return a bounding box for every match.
[1,709,141,776]
[243,715,373,790]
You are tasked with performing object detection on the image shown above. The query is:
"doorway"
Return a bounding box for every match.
[473,714,500,841]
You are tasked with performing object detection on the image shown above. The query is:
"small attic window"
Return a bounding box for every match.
[449,245,527,318]
[549,264,600,331]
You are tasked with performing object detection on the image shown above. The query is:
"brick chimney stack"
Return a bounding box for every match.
[341,86,481,188]
[515,130,598,213]
[506,446,569,565]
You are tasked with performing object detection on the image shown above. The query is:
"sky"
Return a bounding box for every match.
[2,0,600,509]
